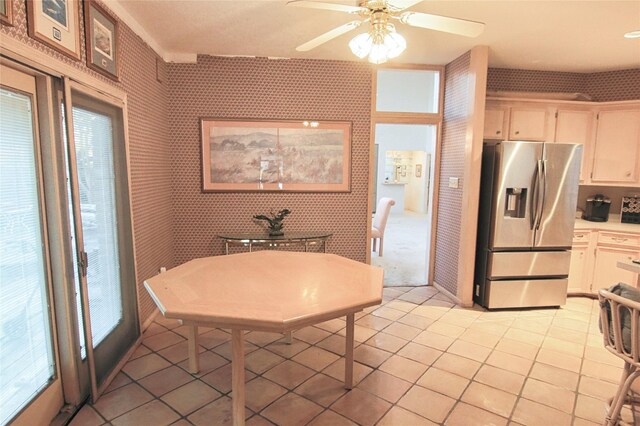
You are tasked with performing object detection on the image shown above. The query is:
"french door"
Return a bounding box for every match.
[0,62,138,425]
[0,62,64,426]
[63,83,139,394]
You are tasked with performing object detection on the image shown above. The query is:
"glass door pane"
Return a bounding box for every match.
[71,106,123,348]
[0,87,55,423]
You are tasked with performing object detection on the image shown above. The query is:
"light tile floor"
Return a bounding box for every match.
[71,287,639,426]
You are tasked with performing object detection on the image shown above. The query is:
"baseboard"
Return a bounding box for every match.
[567,292,597,300]
[432,281,472,307]
[141,308,159,332]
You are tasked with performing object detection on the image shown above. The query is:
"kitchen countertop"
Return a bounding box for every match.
[618,260,640,274]
[574,214,640,234]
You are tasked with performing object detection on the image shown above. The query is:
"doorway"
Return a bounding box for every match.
[371,123,437,286]
[369,65,443,287]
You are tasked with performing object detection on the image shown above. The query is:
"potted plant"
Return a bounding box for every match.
[253,209,291,236]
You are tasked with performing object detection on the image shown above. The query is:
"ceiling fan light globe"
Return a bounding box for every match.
[349,32,373,58]
[368,43,390,64]
[384,31,406,58]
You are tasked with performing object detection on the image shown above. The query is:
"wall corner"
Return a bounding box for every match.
[456,45,489,305]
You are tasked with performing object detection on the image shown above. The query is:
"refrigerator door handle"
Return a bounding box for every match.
[536,160,548,230]
[531,160,543,230]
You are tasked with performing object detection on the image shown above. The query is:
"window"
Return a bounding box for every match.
[375,69,440,114]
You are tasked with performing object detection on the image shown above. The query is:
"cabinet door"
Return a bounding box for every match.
[509,107,550,141]
[554,109,593,183]
[592,246,640,292]
[591,109,640,184]
[484,107,506,139]
[568,245,591,293]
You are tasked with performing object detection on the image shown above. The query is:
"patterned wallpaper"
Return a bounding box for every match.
[433,51,472,296]
[167,56,372,265]
[488,68,640,101]
[585,69,640,102]
[0,0,174,324]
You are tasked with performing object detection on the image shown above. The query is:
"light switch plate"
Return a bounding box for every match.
[449,177,460,188]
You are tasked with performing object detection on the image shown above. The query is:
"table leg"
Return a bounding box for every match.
[344,313,354,389]
[284,331,292,344]
[232,329,245,426]
[225,241,229,255]
[187,325,200,374]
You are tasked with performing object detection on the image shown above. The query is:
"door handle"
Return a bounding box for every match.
[531,160,544,230]
[79,250,88,278]
[536,160,547,230]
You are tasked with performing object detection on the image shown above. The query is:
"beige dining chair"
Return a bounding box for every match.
[371,197,395,257]
[598,285,640,426]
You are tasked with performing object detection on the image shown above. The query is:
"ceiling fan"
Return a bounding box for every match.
[288,0,485,64]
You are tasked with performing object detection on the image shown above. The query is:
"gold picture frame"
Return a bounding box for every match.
[84,0,119,80]
[27,0,81,60]
[0,0,13,26]
[201,119,352,192]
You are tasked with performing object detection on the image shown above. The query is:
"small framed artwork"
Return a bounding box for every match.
[201,119,352,192]
[415,164,422,177]
[84,0,119,80]
[0,0,13,26]
[27,0,81,60]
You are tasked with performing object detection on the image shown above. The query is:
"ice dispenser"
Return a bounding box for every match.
[505,188,527,218]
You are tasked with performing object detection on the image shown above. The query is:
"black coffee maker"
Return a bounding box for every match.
[583,194,611,222]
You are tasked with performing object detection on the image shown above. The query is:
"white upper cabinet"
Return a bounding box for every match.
[485,99,640,187]
[508,107,551,141]
[483,106,506,139]
[591,108,640,184]
[554,109,594,183]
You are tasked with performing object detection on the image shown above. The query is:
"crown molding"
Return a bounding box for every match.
[164,53,198,63]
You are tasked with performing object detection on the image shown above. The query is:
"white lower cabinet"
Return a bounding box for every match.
[568,245,590,293]
[591,246,640,291]
[568,229,640,295]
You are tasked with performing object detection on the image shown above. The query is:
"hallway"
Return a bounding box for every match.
[372,211,430,287]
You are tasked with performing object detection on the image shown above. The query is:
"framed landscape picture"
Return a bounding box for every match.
[0,0,13,26]
[84,0,119,80]
[201,119,352,192]
[26,0,81,60]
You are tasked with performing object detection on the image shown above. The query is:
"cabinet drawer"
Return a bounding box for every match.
[597,232,640,248]
[572,230,591,245]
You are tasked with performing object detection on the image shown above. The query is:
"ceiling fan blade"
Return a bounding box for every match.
[387,0,423,12]
[399,11,485,37]
[287,1,367,14]
[296,20,363,52]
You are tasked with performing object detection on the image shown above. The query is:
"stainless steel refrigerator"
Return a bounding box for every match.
[474,141,582,309]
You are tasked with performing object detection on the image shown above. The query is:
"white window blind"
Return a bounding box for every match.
[71,106,123,348]
[0,88,55,425]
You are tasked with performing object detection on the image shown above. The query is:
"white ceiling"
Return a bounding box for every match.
[113,0,640,72]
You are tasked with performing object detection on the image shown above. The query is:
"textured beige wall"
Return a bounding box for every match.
[433,51,472,296]
[488,68,640,101]
[0,0,175,324]
[167,56,372,265]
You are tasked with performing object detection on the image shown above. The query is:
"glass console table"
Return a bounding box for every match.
[217,232,333,255]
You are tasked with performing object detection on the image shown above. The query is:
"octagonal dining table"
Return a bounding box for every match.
[144,251,383,426]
